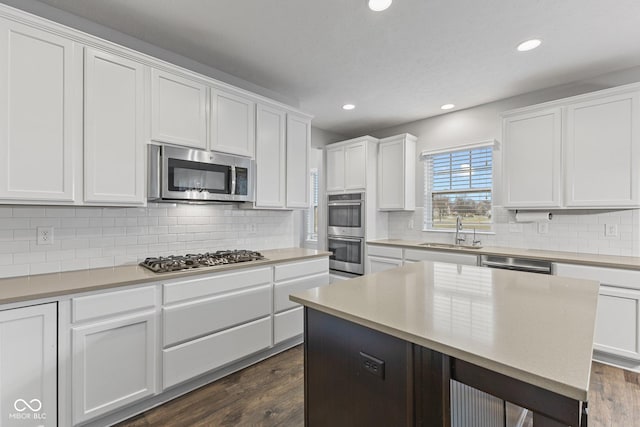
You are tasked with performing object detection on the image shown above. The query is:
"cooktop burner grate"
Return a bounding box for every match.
[140,250,265,273]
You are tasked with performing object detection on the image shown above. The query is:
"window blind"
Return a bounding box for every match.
[423,145,493,231]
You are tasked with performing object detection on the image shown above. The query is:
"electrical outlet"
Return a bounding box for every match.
[408,219,414,230]
[360,351,385,379]
[538,222,549,234]
[37,227,54,245]
[248,223,257,234]
[605,224,618,237]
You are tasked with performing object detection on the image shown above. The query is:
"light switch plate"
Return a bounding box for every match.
[538,222,549,234]
[604,224,618,237]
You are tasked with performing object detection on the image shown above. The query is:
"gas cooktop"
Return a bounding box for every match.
[140,250,265,273]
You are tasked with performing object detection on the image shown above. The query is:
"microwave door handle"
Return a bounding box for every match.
[230,166,237,195]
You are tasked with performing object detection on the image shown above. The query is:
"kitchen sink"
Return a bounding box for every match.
[418,242,483,250]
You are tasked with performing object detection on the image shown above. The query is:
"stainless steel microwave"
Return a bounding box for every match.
[148,145,254,203]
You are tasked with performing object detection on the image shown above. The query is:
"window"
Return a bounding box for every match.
[422,144,493,231]
[305,168,319,241]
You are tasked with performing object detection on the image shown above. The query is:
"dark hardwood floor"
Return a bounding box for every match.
[116,345,639,427]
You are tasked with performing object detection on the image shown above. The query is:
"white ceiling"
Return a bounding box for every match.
[30,0,640,136]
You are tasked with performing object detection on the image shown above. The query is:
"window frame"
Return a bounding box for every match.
[421,141,495,232]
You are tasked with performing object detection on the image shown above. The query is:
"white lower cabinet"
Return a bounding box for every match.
[367,245,404,273]
[0,303,57,427]
[68,286,158,425]
[162,266,273,389]
[273,257,330,344]
[555,263,640,362]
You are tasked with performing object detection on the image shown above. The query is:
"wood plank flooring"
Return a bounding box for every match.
[116,346,639,427]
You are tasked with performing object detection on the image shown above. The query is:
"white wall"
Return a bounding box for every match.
[0,204,294,279]
[370,66,640,256]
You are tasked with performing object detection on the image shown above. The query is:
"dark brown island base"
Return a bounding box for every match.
[291,262,599,427]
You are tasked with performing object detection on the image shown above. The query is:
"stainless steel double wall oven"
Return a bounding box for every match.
[327,193,365,275]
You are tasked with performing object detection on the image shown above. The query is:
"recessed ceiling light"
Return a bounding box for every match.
[342,104,356,110]
[440,104,455,110]
[517,39,542,52]
[368,0,392,12]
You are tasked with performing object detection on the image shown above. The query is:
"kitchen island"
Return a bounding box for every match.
[290,261,599,426]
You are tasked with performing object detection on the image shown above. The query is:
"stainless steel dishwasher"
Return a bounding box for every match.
[479,254,553,275]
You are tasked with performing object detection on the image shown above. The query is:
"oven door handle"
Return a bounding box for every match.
[329,236,363,243]
[328,202,362,207]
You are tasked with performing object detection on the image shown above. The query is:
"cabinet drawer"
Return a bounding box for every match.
[163,284,271,347]
[404,249,478,266]
[274,273,329,313]
[274,306,303,344]
[163,267,271,304]
[72,286,156,323]
[274,257,329,281]
[555,263,640,290]
[163,316,271,389]
[367,245,402,259]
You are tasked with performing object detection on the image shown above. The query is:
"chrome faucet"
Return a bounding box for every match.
[455,216,465,245]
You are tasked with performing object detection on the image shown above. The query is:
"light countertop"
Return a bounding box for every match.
[291,261,599,401]
[0,248,330,305]
[369,238,640,270]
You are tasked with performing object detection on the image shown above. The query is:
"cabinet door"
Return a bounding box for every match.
[0,19,78,202]
[565,91,640,207]
[326,146,345,192]
[368,256,403,273]
[72,311,157,424]
[502,108,562,208]
[151,69,207,149]
[0,303,57,427]
[378,136,415,210]
[84,48,145,205]
[344,142,367,190]
[286,113,311,208]
[594,286,640,361]
[255,104,286,208]
[210,89,255,157]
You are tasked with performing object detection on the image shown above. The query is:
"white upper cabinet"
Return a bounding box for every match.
[151,69,207,149]
[378,134,416,210]
[502,108,562,208]
[0,18,79,202]
[84,48,145,205]
[564,90,640,208]
[502,84,640,209]
[286,113,311,208]
[210,89,256,157]
[255,104,286,208]
[326,145,346,192]
[326,137,378,193]
[344,142,367,190]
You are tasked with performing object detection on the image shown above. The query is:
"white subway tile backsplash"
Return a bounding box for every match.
[0,204,293,278]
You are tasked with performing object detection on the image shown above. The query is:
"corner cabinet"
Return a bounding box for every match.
[502,107,562,209]
[0,303,57,427]
[377,134,416,210]
[0,17,80,203]
[84,48,145,205]
[150,68,207,149]
[502,84,640,209]
[210,89,256,158]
